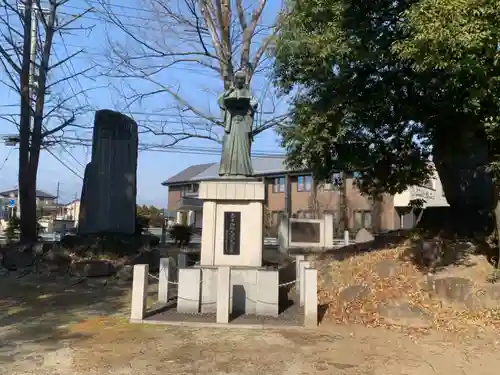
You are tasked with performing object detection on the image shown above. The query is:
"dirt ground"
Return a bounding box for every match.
[1,275,500,375]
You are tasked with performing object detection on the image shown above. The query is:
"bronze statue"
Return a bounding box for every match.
[218,71,257,177]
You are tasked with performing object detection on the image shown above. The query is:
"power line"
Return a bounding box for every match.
[0,107,281,121]
[57,136,283,153]
[51,48,272,77]
[0,147,14,173]
[59,142,284,158]
[49,35,89,169]
[0,134,284,157]
[45,147,84,180]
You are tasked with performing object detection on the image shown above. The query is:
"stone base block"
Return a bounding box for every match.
[199,179,265,201]
[199,179,265,268]
[256,270,279,317]
[198,266,280,317]
[230,268,258,315]
[200,267,218,313]
[177,268,201,314]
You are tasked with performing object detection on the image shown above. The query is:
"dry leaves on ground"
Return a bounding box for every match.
[316,245,500,333]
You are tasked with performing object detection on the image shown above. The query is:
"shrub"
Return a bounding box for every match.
[135,214,150,235]
[168,224,192,247]
[5,216,20,242]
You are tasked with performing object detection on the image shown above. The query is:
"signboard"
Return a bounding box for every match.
[411,186,435,201]
[7,199,15,208]
[223,211,241,255]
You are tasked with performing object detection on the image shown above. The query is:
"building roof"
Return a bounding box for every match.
[161,157,290,185]
[0,189,57,199]
[64,199,80,206]
[161,162,215,185]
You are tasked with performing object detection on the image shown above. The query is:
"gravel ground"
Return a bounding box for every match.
[1,274,500,375]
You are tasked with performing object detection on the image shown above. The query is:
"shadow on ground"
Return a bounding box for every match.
[0,274,150,363]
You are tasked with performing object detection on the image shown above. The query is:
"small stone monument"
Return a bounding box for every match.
[78,110,138,235]
[198,71,265,267]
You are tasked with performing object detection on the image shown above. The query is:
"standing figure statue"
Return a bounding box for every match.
[218,70,257,177]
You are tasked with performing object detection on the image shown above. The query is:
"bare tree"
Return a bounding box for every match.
[95,0,287,145]
[0,0,95,242]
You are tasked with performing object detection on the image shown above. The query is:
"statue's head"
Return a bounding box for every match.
[234,70,247,89]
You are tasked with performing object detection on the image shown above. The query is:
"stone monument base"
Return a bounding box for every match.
[198,178,265,267]
[176,265,279,316]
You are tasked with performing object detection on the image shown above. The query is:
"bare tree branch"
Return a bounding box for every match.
[95,0,287,144]
[0,0,99,241]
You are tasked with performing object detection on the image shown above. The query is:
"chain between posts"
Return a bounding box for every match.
[278,279,297,287]
[149,272,297,288]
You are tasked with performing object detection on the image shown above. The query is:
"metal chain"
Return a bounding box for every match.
[150,272,297,288]
[278,280,297,287]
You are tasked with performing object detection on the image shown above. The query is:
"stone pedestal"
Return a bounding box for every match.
[199,178,265,267]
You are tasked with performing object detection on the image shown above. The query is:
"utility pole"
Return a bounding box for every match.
[55,181,60,205]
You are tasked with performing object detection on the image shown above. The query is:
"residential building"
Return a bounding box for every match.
[58,199,81,226]
[0,188,58,218]
[162,157,448,235]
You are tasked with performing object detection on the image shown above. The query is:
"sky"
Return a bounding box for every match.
[0,0,287,207]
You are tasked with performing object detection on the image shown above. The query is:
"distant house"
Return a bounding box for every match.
[0,188,57,205]
[0,188,58,219]
[60,199,81,226]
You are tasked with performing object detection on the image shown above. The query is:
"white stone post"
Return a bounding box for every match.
[158,258,171,303]
[304,268,318,328]
[344,230,350,246]
[216,266,231,324]
[178,253,188,268]
[256,270,279,317]
[295,255,305,294]
[299,260,310,306]
[130,264,149,321]
[177,268,201,313]
[278,212,290,253]
[324,214,334,248]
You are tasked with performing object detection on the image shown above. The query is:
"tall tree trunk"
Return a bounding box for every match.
[18,0,38,243]
[493,190,500,268]
[432,129,495,237]
[19,164,38,243]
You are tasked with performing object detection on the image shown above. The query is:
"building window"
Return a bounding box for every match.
[272,177,285,193]
[297,175,312,192]
[181,184,199,196]
[354,210,372,230]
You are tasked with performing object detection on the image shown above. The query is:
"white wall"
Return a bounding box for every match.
[393,168,449,208]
